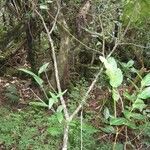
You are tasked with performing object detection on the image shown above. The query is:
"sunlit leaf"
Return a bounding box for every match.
[141,73,150,88]
[57,105,64,112]
[138,87,150,99]
[107,57,117,69]
[40,4,48,10]
[126,60,134,68]
[112,88,120,102]
[132,98,147,111]
[38,62,49,75]
[19,68,43,87]
[56,90,67,98]
[100,57,123,87]
[48,98,55,109]
[49,92,58,102]
[56,112,64,123]
[106,68,123,88]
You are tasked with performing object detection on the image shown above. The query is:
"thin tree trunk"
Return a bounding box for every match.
[62,123,70,150]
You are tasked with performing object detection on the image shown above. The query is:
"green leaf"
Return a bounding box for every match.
[126,60,134,68]
[19,68,43,87]
[49,92,58,102]
[56,90,67,98]
[82,124,98,134]
[29,102,48,107]
[141,73,150,88]
[56,112,64,123]
[103,107,110,120]
[47,0,53,3]
[100,126,116,134]
[48,98,55,109]
[132,99,147,111]
[112,88,120,101]
[107,57,117,69]
[55,105,64,123]
[123,109,132,120]
[40,4,48,10]
[110,117,127,126]
[106,68,123,87]
[124,120,137,129]
[138,87,150,99]
[123,110,146,120]
[100,57,123,87]
[48,126,63,136]
[38,62,49,75]
[57,105,64,112]
[123,92,136,102]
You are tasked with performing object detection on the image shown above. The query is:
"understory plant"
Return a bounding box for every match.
[100,56,150,149]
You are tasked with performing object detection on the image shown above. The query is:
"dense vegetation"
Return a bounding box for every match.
[0,0,150,149]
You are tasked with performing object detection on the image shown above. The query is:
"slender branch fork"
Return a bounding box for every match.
[31,0,130,149]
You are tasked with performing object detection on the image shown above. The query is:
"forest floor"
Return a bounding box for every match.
[0,76,149,150]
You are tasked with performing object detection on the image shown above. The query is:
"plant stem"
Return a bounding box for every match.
[62,123,70,150]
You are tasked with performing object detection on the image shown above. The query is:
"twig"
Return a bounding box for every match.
[99,15,105,56]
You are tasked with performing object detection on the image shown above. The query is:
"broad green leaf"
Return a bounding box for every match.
[124,120,137,129]
[48,98,55,109]
[29,102,48,107]
[19,68,43,86]
[38,62,49,75]
[130,113,146,120]
[56,112,64,123]
[99,56,112,71]
[103,107,110,120]
[100,56,117,70]
[123,92,136,102]
[47,0,53,3]
[121,60,134,69]
[123,110,146,120]
[49,92,58,102]
[19,68,37,77]
[141,73,150,88]
[57,105,64,112]
[110,117,127,126]
[123,109,132,120]
[107,57,117,69]
[138,87,150,99]
[40,4,48,10]
[112,88,120,101]
[33,76,44,87]
[132,99,147,111]
[106,68,123,87]
[100,57,123,88]
[100,126,116,134]
[126,60,134,68]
